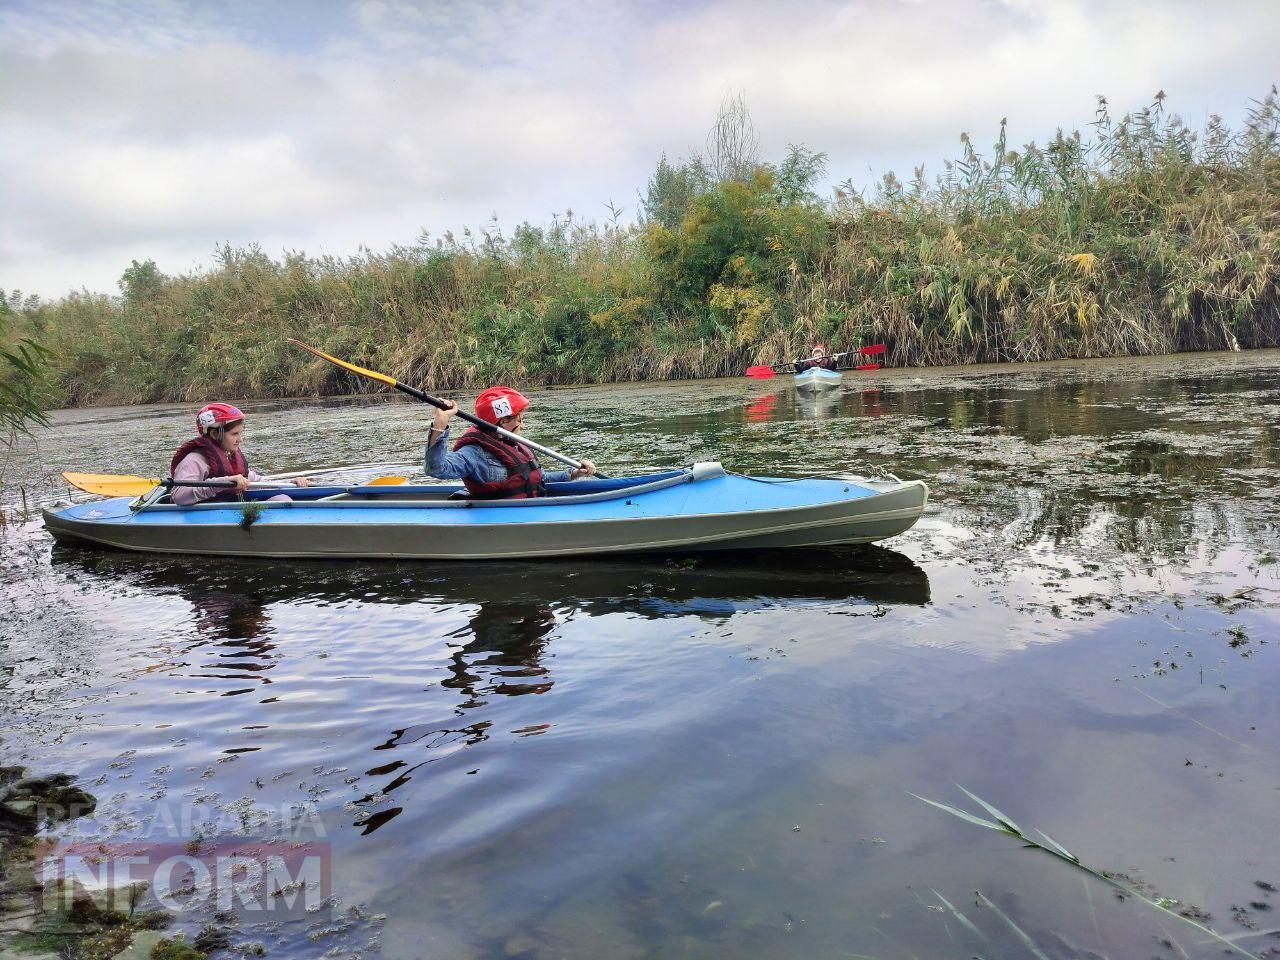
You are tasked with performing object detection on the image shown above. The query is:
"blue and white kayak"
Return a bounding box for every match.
[43,463,928,560]
[794,367,842,391]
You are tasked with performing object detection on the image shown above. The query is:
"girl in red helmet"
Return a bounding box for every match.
[169,403,310,505]
[425,387,596,499]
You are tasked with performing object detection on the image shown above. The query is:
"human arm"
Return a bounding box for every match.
[423,399,461,477]
[245,466,310,487]
[170,452,249,505]
[424,425,511,483]
[541,460,596,484]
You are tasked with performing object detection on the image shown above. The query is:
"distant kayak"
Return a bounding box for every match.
[794,367,842,391]
[44,463,928,560]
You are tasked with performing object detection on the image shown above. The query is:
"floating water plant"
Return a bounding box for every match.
[238,501,264,531]
[913,786,1260,959]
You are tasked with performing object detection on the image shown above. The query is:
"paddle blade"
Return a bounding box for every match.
[745,366,777,379]
[855,363,882,371]
[858,344,886,356]
[288,339,398,388]
[62,471,158,497]
[367,475,407,485]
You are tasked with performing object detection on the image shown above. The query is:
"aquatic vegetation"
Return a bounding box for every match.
[7,89,1280,406]
[238,501,264,530]
[0,293,50,442]
[914,787,1261,959]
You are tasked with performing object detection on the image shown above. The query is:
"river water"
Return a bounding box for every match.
[2,351,1278,960]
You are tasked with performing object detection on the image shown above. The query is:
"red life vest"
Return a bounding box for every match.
[453,427,546,499]
[169,436,249,503]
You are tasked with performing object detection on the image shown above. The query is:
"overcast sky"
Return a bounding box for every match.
[3,0,1278,300]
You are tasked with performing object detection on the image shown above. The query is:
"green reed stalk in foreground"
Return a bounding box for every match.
[0,304,52,489]
[8,87,1280,407]
[913,786,1261,959]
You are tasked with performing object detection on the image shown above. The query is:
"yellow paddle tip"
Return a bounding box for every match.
[62,471,160,497]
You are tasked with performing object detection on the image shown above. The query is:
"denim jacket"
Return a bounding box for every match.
[424,426,571,486]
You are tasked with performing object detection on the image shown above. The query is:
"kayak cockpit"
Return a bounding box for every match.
[140,464,724,511]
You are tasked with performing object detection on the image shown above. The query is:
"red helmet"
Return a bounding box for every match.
[475,386,529,424]
[195,402,244,436]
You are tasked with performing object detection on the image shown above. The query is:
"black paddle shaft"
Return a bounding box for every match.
[783,350,852,368]
[162,478,242,489]
[392,381,500,434]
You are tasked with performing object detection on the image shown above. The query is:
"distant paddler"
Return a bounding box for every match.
[169,403,311,505]
[426,387,597,499]
[793,344,841,373]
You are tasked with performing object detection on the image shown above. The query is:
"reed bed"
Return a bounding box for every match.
[7,89,1279,407]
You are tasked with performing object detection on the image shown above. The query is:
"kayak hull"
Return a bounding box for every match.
[794,367,842,391]
[43,464,928,560]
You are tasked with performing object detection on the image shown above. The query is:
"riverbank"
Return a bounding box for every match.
[6,89,1278,409]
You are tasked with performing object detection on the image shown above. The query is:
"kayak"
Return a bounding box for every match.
[794,367,842,391]
[43,463,928,560]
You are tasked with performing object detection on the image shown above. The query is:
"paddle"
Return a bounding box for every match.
[63,472,406,498]
[745,344,886,378]
[745,355,845,379]
[287,339,602,476]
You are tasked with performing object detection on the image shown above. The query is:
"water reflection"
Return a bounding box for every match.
[744,392,777,423]
[794,390,842,419]
[443,601,557,702]
[49,546,930,618]
[47,545,931,835]
[182,587,278,696]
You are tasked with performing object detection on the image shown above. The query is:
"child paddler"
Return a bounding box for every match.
[169,403,310,505]
[425,387,596,499]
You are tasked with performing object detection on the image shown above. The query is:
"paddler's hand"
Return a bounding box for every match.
[230,474,251,493]
[290,477,311,488]
[431,400,458,436]
[570,459,596,480]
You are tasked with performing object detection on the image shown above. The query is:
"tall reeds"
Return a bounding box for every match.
[9,89,1279,406]
[0,293,51,438]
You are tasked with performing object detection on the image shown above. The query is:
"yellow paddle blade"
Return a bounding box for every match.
[287,339,398,388]
[62,470,408,499]
[62,471,159,497]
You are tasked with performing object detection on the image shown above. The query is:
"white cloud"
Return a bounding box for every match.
[1,0,1277,298]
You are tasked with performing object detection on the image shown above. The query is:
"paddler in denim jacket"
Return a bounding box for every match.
[425,387,596,499]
